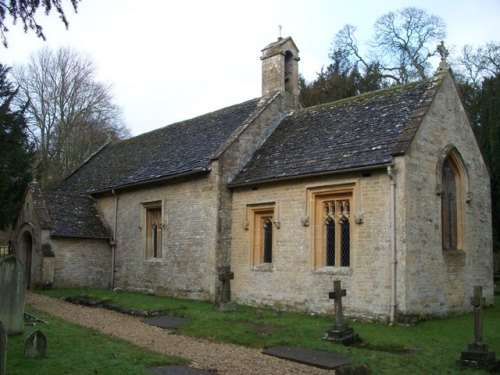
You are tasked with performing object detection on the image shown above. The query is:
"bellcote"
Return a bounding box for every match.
[261,37,300,104]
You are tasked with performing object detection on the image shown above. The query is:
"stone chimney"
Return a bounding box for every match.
[261,37,300,105]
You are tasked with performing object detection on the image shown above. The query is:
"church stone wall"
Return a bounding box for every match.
[12,189,45,288]
[51,237,110,288]
[231,170,394,320]
[399,72,493,317]
[97,172,219,300]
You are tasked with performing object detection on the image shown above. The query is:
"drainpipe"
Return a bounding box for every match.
[110,189,119,289]
[387,165,397,325]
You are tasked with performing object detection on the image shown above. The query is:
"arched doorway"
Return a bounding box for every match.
[22,231,33,289]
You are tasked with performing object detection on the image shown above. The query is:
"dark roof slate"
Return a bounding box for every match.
[57,98,261,194]
[44,192,110,239]
[231,76,442,186]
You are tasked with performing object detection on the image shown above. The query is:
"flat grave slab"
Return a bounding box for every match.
[141,316,188,329]
[149,365,215,374]
[262,345,351,369]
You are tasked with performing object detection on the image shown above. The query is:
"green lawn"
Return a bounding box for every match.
[6,309,185,375]
[37,289,500,374]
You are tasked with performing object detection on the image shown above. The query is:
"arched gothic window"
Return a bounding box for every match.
[442,157,458,250]
[440,150,465,251]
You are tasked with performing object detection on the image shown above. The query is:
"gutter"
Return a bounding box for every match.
[229,163,392,189]
[110,189,119,289]
[387,165,397,325]
[91,168,209,196]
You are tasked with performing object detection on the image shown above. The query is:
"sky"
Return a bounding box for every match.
[3,0,500,136]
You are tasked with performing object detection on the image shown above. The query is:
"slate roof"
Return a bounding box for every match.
[30,182,52,229]
[43,192,110,239]
[57,98,261,194]
[231,75,443,186]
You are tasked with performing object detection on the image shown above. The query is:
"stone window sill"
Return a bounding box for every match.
[252,263,274,272]
[443,249,466,257]
[313,266,352,276]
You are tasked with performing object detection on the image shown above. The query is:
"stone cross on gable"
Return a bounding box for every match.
[437,41,449,62]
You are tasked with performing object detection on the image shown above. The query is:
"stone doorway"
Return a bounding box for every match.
[22,231,33,289]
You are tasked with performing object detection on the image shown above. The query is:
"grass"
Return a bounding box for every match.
[38,289,500,374]
[6,308,185,375]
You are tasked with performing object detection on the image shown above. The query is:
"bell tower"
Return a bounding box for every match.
[261,36,300,105]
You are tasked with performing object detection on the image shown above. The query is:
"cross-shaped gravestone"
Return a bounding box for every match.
[471,286,486,347]
[324,280,359,345]
[329,280,347,329]
[218,266,234,303]
[460,286,497,368]
[214,266,236,312]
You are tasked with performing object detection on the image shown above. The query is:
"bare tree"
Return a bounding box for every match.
[372,7,446,83]
[12,46,129,188]
[331,7,446,85]
[0,0,79,47]
[456,42,500,86]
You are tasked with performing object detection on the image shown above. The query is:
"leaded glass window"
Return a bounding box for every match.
[322,199,350,267]
[263,218,273,263]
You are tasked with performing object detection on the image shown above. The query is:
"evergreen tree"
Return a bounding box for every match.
[478,74,500,250]
[0,64,33,229]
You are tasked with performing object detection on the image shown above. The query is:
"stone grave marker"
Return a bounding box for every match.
[262,345,351,369]
[324,280,359,345]
[0,321,6,375]
[215,266,236,312]
[459,285,497,369]
[0,256,26,335]
[24,330,47,359]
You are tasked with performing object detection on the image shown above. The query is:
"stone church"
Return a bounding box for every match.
[12,37,494,321]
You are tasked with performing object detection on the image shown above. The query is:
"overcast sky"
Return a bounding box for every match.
[3,0,500,136]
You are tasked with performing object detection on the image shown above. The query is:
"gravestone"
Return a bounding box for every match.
[262,346,351,369]
[0,321,6,375]
[0,256,26,335]
[459,286,497,369]
[214,266,236,312]
[24,330,47,359]
[324,280,359,345]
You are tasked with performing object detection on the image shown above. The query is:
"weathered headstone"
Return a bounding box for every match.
[24,330,47,359]
[459,286,497,369]
[0,256,26,335]
[324,280,359,345]
[0,321,7,375]
[214,266,236,312]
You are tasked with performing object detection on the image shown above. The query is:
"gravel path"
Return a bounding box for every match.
[26,293,335,375]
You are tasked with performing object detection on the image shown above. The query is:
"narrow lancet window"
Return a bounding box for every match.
[263,218,273,263]
[442,157,458,250]
[146,204,162,258]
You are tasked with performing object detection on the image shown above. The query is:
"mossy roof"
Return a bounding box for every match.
[231,75,443,186]
[44,192,110,239]
[56,98,261,194]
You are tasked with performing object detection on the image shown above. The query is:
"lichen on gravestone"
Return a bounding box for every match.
[0,256,26,335]
[24,330,47,359]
